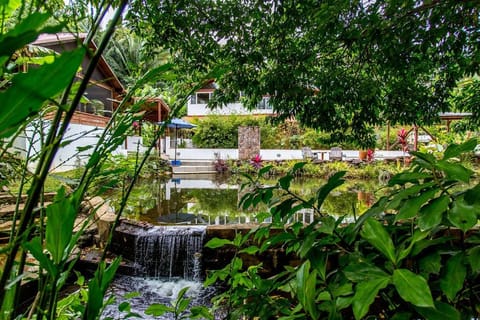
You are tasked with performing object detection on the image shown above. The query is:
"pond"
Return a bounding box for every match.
[108,173,386,226]
[102,173,386,319]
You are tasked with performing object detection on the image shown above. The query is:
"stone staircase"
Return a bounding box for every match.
[171,160,216,174]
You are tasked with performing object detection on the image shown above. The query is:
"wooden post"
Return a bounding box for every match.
[386,122,390,151]
[414,125,418,151]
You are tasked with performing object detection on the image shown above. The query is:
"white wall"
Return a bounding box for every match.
[165,146,408,162]
[166,146,239,161]
[13,121,145,172]
[188,102,274,116]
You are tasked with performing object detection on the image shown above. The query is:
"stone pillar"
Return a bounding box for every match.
[238,126,260,160]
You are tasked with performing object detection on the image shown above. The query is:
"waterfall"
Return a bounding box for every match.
[133,225,206,280]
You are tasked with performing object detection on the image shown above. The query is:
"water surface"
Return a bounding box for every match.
[109,174,383,225]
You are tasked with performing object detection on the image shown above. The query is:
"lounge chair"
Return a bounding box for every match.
[329,147,344,161]
[302,147,317,160]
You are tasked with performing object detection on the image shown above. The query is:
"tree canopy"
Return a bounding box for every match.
[128,0,480,146]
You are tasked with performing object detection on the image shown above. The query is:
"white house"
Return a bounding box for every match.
[187,81,274,117]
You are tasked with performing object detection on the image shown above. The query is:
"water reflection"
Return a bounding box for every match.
[113,174,383,226]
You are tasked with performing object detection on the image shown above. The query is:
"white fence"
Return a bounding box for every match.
[163,138,407,162]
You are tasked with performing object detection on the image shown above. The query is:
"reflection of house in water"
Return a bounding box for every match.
[131,176,319,226]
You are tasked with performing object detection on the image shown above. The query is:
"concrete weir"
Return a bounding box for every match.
[110,220,295,277]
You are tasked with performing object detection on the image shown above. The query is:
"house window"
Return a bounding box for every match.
[191,92,213,104]
[76,81,113,117]
[196,92,211,104]
[257,97,271,110]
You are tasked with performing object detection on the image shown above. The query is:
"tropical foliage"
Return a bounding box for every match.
[2,0,480,319]
[128,0,480,145]
[206,139,480,319]
[192,115,364,149]
[0,1,184,318]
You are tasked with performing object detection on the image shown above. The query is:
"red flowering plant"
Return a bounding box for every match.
[366,148,375,162]
[397,128,409,152]
[250,154,263,169]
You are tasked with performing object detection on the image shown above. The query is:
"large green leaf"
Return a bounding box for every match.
[418,252,441,276]
[190,306,214,319]
[464,182,480,206]
[354,196,389,231]
[442,138,477,160]
[0,48,85,138]
[316,171,346,208]
[447,196,478,232]
[0,0,21,19]
[435,160,473,183]
[343,262,390,282]
[409,152,436,168]
[392,269,434,308]
[416,301,461,320]
[174,287,190,313]
[467,246,480,273]
[396,229,429,263]
[0,12,61,58]
[395,187,439,221]
[85,258,121,320]
[386,182,436,210]
[278,174,294,190]
[23,237,57,276]
[45,191,77,264]
[204,237,234,249]
[352,276,390,320]
[360,218,396,264]
[296,261,318,319]
[411,236,450,256]
[418,195,450,231]
[388,172,431,186]
[439,253,466,301]
[317,215,336,235]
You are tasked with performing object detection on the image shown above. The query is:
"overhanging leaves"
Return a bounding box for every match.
[435,160,473,183]
[0,48,85,138]
[442,138,477,160]
[0,12,63,58]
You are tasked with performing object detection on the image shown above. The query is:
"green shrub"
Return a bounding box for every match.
[206,139,480,319]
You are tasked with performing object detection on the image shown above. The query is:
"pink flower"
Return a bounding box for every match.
[132,121,139,129]
[250,154,263,169]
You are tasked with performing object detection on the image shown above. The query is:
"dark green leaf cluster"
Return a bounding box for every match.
[0,1,181,319]
[128,0,480,144]
[205,139,480,319]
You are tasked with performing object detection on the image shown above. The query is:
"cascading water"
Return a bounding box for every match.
[134,225,206,280]
[102,225,216,319]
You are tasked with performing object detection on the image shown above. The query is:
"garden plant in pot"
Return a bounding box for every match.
[356,133,376,161]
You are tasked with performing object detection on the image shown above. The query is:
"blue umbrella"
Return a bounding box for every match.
[158,118,196,165]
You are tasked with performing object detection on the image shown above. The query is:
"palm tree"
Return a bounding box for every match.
[104,27,170,94]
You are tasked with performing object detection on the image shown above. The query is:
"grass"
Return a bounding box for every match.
[7,168,84,194]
